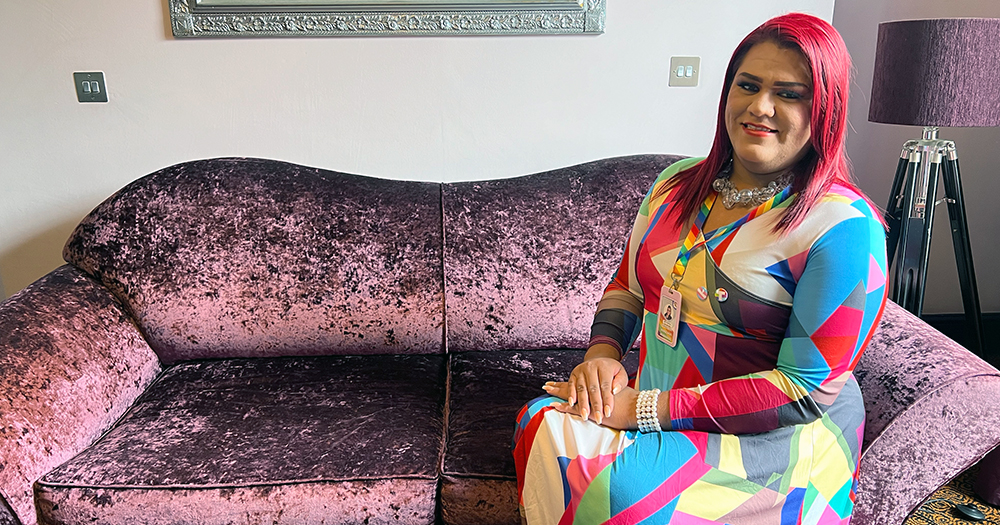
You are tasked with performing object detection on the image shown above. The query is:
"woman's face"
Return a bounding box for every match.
[725,41,814,182]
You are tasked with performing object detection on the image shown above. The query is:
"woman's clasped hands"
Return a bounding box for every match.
[542,356,638,430]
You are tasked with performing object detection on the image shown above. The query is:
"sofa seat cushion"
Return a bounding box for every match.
[35,354,447,525]
[440,349,638,525]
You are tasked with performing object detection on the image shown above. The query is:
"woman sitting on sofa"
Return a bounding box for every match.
[513,12,887,524]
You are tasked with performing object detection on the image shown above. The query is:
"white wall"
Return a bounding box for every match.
[833,0,1000,314]
[1,0,831,300]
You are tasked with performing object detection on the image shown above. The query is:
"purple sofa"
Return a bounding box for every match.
[1,156,998,525]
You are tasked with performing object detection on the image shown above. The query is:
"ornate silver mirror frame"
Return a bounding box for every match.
[169,0,605,37]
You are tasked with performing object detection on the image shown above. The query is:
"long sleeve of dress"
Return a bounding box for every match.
[668,202,887,433]
[587,211,648,358]
[588,157,702,357]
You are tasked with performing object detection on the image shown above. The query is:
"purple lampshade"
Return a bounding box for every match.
[869,18,1000,128]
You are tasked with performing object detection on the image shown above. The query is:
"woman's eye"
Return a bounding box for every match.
[778,91,803,100]
[737,81,759,93]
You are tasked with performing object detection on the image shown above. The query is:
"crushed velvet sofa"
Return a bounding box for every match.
[2,155,999,525]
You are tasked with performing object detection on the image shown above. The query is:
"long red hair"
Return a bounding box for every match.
[659,12,869,232]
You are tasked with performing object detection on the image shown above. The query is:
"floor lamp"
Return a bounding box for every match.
[868,18,1000,356]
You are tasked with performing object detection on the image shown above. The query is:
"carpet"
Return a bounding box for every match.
[905,464,998,524]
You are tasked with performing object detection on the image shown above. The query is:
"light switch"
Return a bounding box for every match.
[668,57,700,87]
[74,72,108,103]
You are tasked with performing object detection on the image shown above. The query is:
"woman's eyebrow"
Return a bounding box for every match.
[775,80,811,89]
[736,72,811,89]
[736,72,764,83]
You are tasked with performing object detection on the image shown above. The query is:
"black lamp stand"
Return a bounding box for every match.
[885,127,985,355]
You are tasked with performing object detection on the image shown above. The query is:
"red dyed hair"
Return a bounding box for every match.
[659,12,870,232]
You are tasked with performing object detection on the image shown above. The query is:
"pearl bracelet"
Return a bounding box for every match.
[636,388,661,433]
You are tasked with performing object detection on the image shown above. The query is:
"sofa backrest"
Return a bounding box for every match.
[442,154,688,352]
[64,158,445,364]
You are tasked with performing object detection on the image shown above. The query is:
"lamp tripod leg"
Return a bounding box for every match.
[892,157,927,313]
[885,153,909,270]
[941,156,986,356]
[912,158,941,313]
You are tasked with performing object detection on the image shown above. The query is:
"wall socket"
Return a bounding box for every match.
[74,72,108,103]
[668,57,700,87]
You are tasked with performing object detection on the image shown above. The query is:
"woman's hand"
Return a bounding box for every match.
[544,381,638,430]
[544,356,628,425]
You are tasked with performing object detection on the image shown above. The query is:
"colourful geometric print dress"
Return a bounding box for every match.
[513,157,887,525]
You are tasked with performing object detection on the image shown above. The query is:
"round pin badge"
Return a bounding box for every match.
[715,288,729,302]
[696,287,709,301]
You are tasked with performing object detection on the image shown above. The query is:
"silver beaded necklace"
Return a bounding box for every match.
[712,164,795,210]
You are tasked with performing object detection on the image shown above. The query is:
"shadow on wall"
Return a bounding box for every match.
[0,218,83,301]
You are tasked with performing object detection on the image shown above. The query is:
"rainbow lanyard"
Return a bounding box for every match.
[667,185,794,290]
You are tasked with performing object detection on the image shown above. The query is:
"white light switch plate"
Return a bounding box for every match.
[668,56,700,87]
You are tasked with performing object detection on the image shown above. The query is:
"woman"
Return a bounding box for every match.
[513,13,886,524]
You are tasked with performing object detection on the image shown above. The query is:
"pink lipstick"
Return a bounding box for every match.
[741,123,778,137]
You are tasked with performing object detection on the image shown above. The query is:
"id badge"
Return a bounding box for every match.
[656,285,682,347]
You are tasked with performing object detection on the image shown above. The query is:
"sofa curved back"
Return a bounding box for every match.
[443,154,688,351]
[64,158,445,364]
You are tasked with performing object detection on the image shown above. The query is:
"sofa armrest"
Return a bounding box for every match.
[0,266,161,525]
[852,301,1000,525]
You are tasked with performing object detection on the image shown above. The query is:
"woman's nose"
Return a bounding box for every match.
[748,92,775,118]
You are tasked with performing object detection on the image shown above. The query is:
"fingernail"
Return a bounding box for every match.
[612,385,621,395]
[544,381,555,386]
[542,384,552,390]
[605,405,612,417]
[581,409,589,420]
